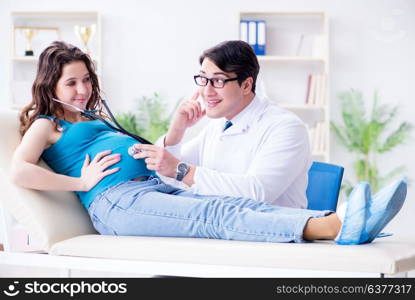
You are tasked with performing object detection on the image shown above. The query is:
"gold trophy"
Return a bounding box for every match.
[74,24,96,54]
[22,28,36,56]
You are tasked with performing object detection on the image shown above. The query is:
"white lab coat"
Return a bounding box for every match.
[162,96,312,208]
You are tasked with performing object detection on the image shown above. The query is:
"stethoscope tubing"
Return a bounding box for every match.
[52,97,153,145]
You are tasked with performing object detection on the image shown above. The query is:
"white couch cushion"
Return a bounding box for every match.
[0,110,96,251]
[49,234,415,275]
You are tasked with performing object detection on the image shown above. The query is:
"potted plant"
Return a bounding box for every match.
[115,93,176,143]
[331,89,412,195]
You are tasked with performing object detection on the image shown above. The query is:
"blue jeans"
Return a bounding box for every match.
[87,177,330,243]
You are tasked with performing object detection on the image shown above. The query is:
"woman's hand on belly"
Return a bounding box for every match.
[80,150,121,191]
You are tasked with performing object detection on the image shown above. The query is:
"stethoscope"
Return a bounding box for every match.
[52,98,152,155]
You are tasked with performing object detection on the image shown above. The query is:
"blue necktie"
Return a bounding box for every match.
[223,120,233,132]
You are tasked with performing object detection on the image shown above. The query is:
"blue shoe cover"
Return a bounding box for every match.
[335,182,371,245]
[360,178,407,244]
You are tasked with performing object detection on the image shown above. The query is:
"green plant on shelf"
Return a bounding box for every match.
[331,89,413,195]
[115,93,176,144]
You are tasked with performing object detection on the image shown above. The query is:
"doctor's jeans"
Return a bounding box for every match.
[87,177,330,243]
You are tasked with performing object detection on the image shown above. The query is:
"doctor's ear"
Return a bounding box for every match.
[242,77,253,95]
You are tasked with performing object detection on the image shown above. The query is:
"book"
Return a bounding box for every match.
[305,74,312,104]
[313,122,323,152]
[306,74,327,106]
[319,74,326,105]
[256,20,266,55]
[315,74,327,106]
[296,34,305,56]
[307,75,315,105]
[312,35,326,58]
[314,74,321,105]
[239,20,248,43]
[248,21,257,52]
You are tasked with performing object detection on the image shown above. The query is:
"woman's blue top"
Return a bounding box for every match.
[38,116,156,209]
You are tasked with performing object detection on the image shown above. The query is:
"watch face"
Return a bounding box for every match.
[178,163,187,172]
[176,162,188,181]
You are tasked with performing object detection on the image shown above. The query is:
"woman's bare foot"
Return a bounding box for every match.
[303,213,342,241]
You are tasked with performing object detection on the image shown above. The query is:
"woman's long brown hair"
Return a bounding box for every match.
[19,41,104,136]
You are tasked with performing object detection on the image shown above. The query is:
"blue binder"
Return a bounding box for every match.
[256,20,266,55]
[239,20,248,43]
[248,20,257,53]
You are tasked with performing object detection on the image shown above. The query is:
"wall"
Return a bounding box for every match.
[1,0,414,237]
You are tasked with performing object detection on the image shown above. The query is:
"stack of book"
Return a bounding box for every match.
[240,20,266,55]
[305,73,326,105]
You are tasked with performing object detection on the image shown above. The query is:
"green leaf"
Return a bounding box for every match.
[330,122,352,150]
[331,88,413,190]
[114,112,144,135]
[354,159,369,182]
[378,122,413,153]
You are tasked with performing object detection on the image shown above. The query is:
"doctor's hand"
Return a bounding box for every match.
[165,91,206,146]
[132,144,179,178]
[80,150,120,191]
[172,90,206,130]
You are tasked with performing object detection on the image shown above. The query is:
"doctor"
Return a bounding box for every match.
[133,40,311,208]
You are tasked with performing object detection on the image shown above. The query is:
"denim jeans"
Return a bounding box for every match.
[87,177,330,243]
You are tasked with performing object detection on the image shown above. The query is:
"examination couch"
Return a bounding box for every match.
[1,109,415,277]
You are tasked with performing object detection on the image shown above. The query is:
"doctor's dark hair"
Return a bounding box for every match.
[19,41,104,136]
[199,40,260,93]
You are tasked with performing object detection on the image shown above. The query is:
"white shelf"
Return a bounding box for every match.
[12,11,99,22]
[12,56,99,63]
[11,56,37,62]
[257,56,325,62]
[240,11,326,16]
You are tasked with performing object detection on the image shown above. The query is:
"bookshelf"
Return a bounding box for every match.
[239,11,330,162]
[9,11,101,109]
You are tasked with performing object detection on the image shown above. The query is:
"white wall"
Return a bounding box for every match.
[1,0,414,237]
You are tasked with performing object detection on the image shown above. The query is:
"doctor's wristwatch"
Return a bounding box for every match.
[175,162,190,181]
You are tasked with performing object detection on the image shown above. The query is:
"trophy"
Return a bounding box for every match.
[22,28,36,56]
[74,24,96,54]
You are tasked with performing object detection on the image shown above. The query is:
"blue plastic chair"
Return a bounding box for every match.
[306,161,344,211]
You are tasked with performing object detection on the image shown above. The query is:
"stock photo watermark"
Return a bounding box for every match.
[2,280,127,297]
[369,9,407,43]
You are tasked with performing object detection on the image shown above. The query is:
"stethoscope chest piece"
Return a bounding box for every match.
[128,145,143,157]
